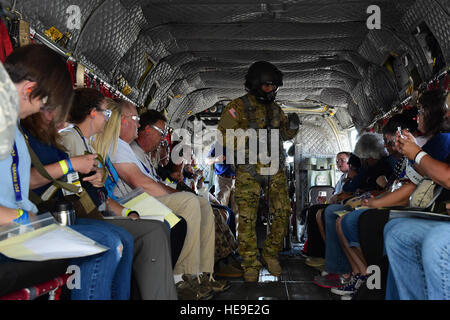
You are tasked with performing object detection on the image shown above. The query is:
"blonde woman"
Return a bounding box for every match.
[59,88,179,299]
[92,98,122,200]
[92,97,188,280]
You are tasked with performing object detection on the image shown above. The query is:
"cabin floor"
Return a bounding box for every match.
[214,221,336,301]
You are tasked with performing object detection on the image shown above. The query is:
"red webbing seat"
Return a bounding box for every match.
[0,274,70,300]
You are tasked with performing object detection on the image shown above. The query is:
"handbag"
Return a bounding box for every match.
[409,178,443,212]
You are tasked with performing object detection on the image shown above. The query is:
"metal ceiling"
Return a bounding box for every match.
[14,0,450,135]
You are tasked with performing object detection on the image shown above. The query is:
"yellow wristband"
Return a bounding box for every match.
[59,160,69,175]
[16,209,24,219]
[122,208,132,217]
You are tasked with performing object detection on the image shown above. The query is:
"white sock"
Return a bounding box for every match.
[174,274,183,284]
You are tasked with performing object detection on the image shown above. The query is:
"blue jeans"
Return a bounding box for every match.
[340,208,369,248]
[384,218,450,300]
[70,219,133,300]
[323,204,351,274]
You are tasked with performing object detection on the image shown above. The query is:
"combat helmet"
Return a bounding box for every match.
[245,61,283,104]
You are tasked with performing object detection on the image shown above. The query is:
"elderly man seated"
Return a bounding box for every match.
[109,100,229,300]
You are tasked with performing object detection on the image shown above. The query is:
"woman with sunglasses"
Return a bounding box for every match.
[60,88,177,299]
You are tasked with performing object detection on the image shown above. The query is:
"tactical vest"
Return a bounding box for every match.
[237,95,286,186]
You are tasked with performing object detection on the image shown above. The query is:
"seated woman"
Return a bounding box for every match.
[313,133,392,289]
[22,112,135,301]
[332,112,421,298]
[56,88,178,299]
[1,44,129,300]
[383,90,450,300]
[336,89,450,299]
[92,99,187,271]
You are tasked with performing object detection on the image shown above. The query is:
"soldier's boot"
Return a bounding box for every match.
[243,267,260,282]
[261,253,282,277]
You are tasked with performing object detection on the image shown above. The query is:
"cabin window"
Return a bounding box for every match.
[413,22,446,75]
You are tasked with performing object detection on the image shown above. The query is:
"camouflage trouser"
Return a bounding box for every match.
[213,207,238,263]
[235,167,291,269]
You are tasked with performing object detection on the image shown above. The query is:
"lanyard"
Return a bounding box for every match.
[73,126,91,152]
[139,159,150,175]
[139,158,161,182]
[104,158,116,185]
[11,142,23,204]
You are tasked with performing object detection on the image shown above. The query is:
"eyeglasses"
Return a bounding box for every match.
[151,124,167,137]
[124,114,140,123]
[39,96,50,111]
[336,159,347,164]
[101,109,112,121]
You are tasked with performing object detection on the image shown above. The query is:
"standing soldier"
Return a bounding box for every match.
[217,61,299,282]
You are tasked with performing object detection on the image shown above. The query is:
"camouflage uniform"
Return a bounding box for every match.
[218,93,298,270]
[212,207,238,263]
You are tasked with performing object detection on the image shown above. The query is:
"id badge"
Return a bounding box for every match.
[62,171,82,196]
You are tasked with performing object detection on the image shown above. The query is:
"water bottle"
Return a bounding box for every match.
[52,199,76,226]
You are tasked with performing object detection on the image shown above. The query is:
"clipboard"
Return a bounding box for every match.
[117,187,181,228]
[0,213,109,261]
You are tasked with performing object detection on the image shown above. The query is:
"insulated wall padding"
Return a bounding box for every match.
[438,0,450,13]
[137,52,195,102]
[401,0,450,65]
[347,100,367,129]
[142,2,264,25]
[178,51,329,64]
[296,115,341,157]
[16,0,103,51]
[351,82,372,125]
[114,37,153,90]
[173,38,363,53]
[331,63,362,80]
[358,39,388,66]
[148,22,368,41]
[74,0,142,80]
[319,89,353,108]
[340,52,371,77]
[366,65,399,113]
[275,1,402,24]
[140,1,409,26]
[179,61,250,77]
[334,108,354,130]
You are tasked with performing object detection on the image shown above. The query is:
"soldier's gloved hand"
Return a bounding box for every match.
[288,113,300,130]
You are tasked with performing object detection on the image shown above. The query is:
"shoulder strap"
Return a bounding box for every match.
[240,95,259,129]
[19,127,80,196]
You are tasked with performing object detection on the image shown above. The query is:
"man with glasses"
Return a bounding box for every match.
[110,104,226,300]
[332,152,351,197]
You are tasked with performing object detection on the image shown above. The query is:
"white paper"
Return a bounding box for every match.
[22,227,108,260]
[0,224,109,261]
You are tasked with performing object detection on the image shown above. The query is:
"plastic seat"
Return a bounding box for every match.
[308,186,335,205]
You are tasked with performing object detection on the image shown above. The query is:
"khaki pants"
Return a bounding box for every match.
[157,192,215,275]
[215,174,239,230]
